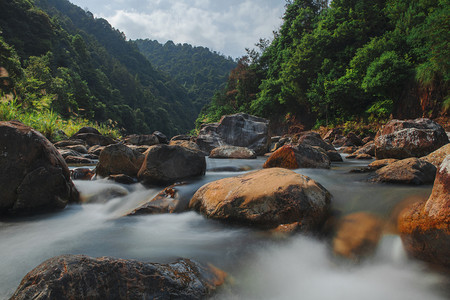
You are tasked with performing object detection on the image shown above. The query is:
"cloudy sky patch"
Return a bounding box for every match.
[69,0,286,58]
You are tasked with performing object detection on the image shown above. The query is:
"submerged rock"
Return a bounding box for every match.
[332,212,384,260]
[96,144,144,178]
[189,168,331,230]
[11,255,226,300]
[398,155,450,267]
[138,144,206,185]
[372,157,436,185]
[0,121,79,215]
[263,144,331,169]
[128,184,184,215]
[209,145,256,159]
[374,118,449,159]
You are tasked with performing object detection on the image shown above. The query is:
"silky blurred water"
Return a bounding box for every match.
[0,156,448,299]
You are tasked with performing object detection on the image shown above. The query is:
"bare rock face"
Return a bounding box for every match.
[96,144,145,178]
[209,145,256,159]
[0,121,79,215]
[138,145,206,185]
[11,255,227,300]
[375,118,449,159]
[196,113,269,155]
[263,144,331,169]
[372,157,436,185]
[189,168,331,230]
[398,155,450,267]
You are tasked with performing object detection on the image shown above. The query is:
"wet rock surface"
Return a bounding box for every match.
[0,121,79,215]
[189,168,331,230]
[263,144,331,169]
[209,145,256,159]
[11,255,226,300]
[371,157,436,185]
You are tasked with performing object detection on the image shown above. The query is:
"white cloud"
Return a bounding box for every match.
[69,0,285,58]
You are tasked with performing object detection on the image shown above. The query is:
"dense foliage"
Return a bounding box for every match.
[135,39,236,111]
[0,0,199,136]
[198,0,449,129]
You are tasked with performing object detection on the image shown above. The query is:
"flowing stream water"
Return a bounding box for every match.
[0,157,449,299]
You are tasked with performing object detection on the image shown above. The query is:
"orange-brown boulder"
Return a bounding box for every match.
[372,157,436,185]
[96,144,144,178]
[398,155,450,267]
[263,144,330,169]
[420,144,450,168]
[332,212,384,260]
[189,168,331,230]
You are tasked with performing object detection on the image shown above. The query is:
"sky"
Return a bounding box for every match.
[68,0,287,58]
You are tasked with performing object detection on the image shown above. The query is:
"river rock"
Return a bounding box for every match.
[398,155,450,267]
[64,144,88,154]
[0,121,79,214]
[171,134,192,142]
[196,113,269,155]
[374,118,449,159]
[298,133,336,152]
[128,184,183,215]
[58,148,82,159]
[420,143,450,168]
[332,212,384,260]
[209,145,256,159]
[169,140,202,152]
[351,141,376,157]
[88,145,105,156]
[263,144,331,169]
[124,134,159,146]
[326,150,343,162]
[153,131,168,144]
[138,144,206,185]
[10,255,226,300]
[372,157,436,185]
[54,139,86,148]
[71,168,95,180]
[71,133,115,147]
[333,132,363,147]
[96,144,144,178]
[64,156,95,165]
[72,126,101,136]
[323,127,343,142]
[368,159,399,170]
[189,168,331,230]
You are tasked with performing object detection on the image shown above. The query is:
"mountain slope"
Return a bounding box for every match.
[135,39,236,111]
[0,0,197,136]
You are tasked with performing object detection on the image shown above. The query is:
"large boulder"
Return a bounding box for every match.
[96,144,145,178]
[398,155,450,267]
[169,140,202,152]
[375,118,449,159]
[11,255,226,300]
[372,157,436,185]
[209,145,256,159]
[197,113,269,155]
[189,168,331,230]
[138,145,206,185]
[70,133,115,147]
[0,121,79,215]
[263,144,331,169]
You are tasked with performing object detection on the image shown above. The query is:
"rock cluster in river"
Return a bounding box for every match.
[0,121,79,215]
[11,255,226,300]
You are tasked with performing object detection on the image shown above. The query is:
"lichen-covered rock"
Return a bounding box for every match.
[138,144,206,185]
[398,155,450,267]
[372,157,436,185]
[196,113,269,155]
[263,144,331,169]
[209,145,256,159]
[189,168,331,230]
[375,118,449,159]
[0,121,79,215]
[10,255,226,300]
[96,144,144,178]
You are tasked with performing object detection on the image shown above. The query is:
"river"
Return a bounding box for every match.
[0,156,448,299]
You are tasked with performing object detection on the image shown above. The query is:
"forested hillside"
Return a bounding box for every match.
[197,0,449,130]
[135,39,236,111]
[0,0,197,136]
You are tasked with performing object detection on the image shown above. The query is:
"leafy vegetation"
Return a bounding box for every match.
[135,39,236,111]
[0,0,200,136]
[197,0,449,129]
